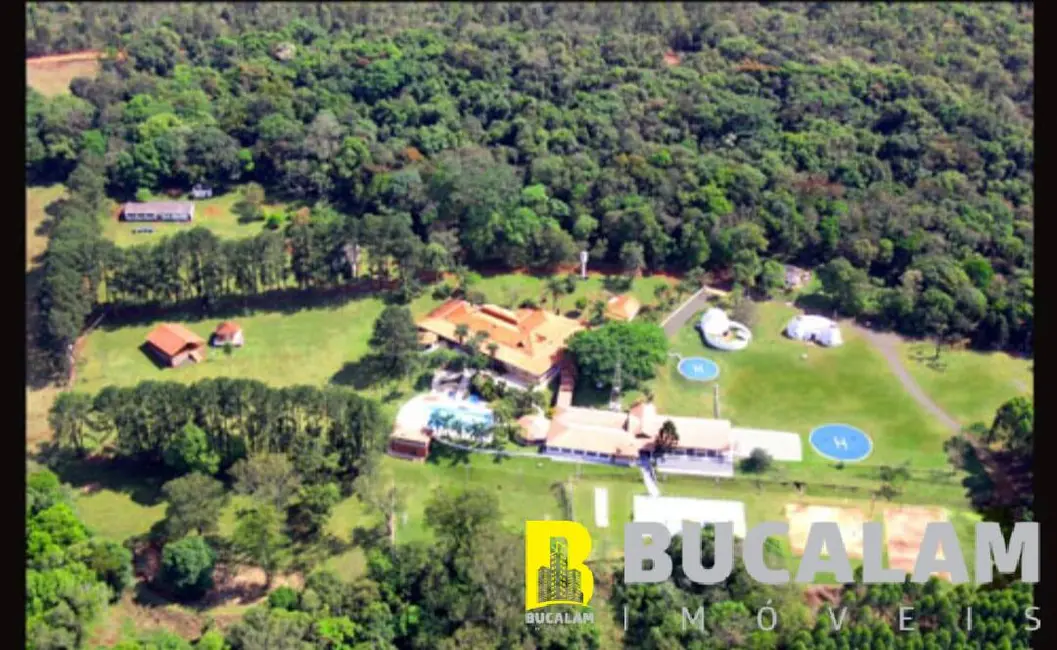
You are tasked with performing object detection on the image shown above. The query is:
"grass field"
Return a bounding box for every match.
[651,301,956,471]
[898,340,1032,428]
[469,273,675,315]
[74,293,442,400]
[27,54,101,96]
[27,185,66,270]
[27,185,69,449]
[101,186,288,247]
[73,274,672,398]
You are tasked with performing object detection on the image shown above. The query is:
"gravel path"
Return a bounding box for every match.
[851,325,961,433]
[661,286,729,338]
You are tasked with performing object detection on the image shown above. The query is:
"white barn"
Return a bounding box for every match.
[785,314,843,347]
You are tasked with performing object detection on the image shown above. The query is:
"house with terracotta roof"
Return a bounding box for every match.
[416,299,584,387]
[144,324,206,367]
[212,322,244,347]
[605,294,642,322]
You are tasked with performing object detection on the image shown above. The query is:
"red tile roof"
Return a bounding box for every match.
[145,324,205,357]
[215,321,241,336]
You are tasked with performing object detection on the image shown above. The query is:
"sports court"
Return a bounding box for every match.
[633,495,747,538]
[785,504,865,558]
[883,506,951,579]
[730,427,803,462]
[809,424,873,462]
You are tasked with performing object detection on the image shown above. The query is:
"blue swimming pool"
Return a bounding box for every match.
[428,405,494,430]
[809,424,873,462]
[677,357,720,382]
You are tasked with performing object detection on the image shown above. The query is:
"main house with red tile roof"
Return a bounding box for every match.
[416,299,584,387]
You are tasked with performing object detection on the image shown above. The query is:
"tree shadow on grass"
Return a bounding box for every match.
[908,343,948,373]
[792,291,832,315]
[330,355,386,390]
[426,441,472,467]
[44,453,172,506]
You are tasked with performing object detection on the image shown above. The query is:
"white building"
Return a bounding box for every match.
[785,314,843,347]
[699,308,752,351]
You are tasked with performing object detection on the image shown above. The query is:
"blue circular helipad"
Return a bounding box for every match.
[677,357,720,382]
[809,424,873,462]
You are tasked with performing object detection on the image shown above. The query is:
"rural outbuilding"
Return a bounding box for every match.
[144,324,206,367]
[121,201,194,222]
[212,322,244,347]
[191,184,213,199]
[605,294,642,321]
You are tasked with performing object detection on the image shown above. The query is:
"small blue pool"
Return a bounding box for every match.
[809,424,873,462]
[677,357,720,382]
[466,394,484,405]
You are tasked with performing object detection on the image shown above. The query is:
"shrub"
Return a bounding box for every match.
[135,188,152,202]
[432,283,454,300]
[265,214,283,230]
[160,536,216,600]
[739,448,774,474]
[268,586,300,610]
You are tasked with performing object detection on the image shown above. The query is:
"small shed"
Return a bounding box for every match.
[784,265,812,290]
[388,426,431,461]
[191,184,213,199]
[606,295,642,322]
[145,324,206,367]
[212,322,244,347]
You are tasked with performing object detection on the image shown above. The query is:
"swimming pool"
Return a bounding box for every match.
[427,404,494,431]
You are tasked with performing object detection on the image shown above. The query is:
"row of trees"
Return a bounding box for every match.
[49,378,388,487]
[27,3,1032,357]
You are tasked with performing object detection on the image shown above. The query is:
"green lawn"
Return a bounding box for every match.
[101,185,288,247]
[470,273,675,317]
[651,301,956,471]
[78,490,167,542]
[27,184,66,271]
[74,293,444,402]
[898,340,1032,428]
[74,273,674,402]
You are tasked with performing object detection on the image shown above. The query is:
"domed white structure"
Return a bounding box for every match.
[699,308,752,351]
[785,314,843,347]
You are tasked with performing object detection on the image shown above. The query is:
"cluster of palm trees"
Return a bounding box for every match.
[453,324,499,369]
[427,409,492,443]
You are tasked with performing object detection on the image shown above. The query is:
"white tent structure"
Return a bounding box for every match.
[785,314,843,347]
[699,308,752,351]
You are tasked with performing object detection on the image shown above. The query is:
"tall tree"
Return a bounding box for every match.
[369,305,420,378]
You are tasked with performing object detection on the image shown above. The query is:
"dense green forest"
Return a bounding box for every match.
[27,3,1035,649]
[29,2,1033,379]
